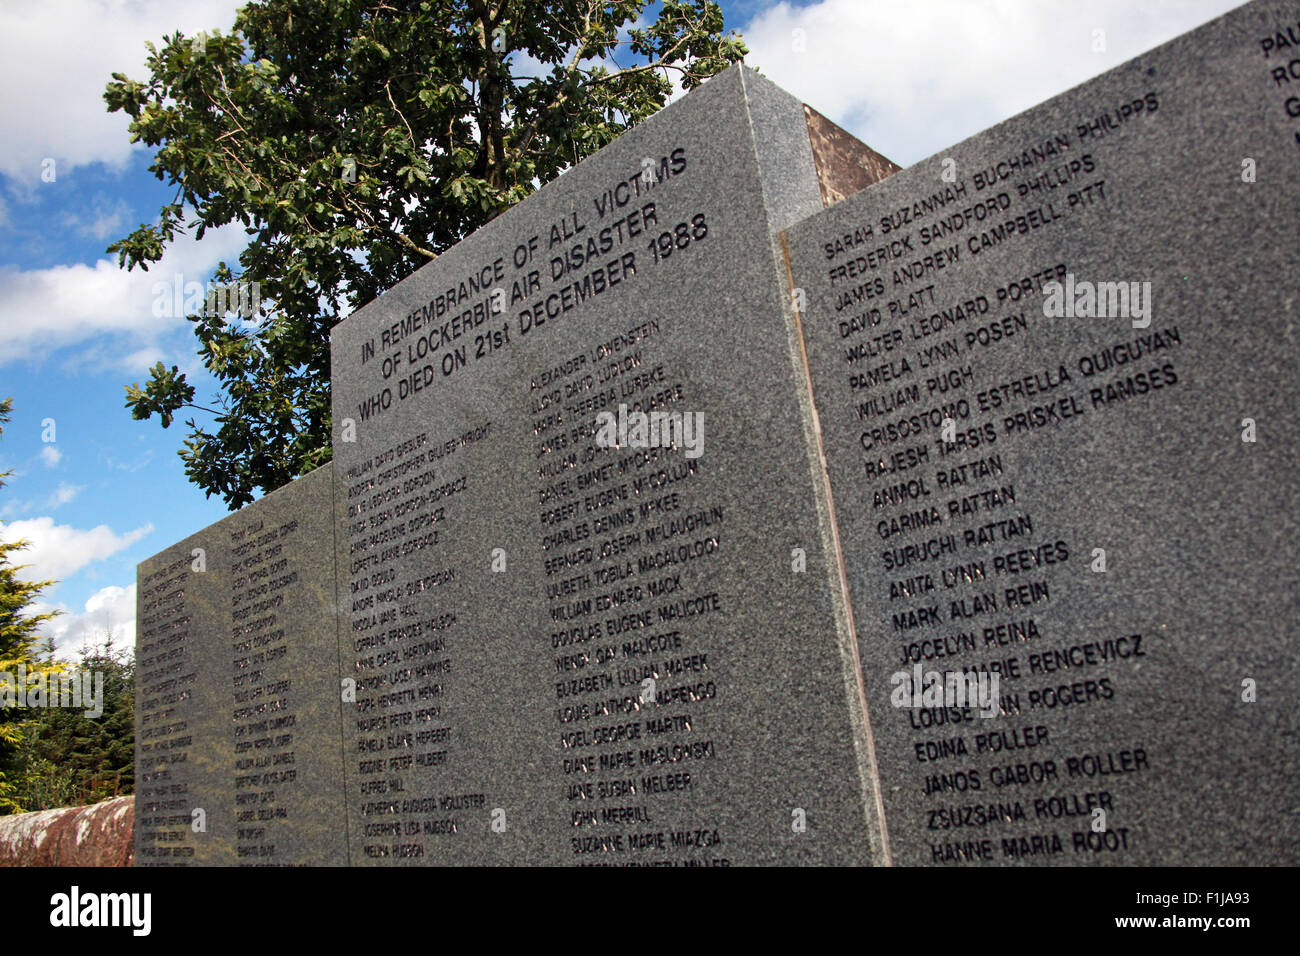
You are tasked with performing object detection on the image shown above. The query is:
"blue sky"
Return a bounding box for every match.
[0,0,1243,658]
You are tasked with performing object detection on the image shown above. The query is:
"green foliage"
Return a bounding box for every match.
[111,0,746,508]
[124,362,195,429]
[0,398,64,813]
[4,636,135,812]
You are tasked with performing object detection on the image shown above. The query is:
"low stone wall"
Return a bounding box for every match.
[0,797,133,866]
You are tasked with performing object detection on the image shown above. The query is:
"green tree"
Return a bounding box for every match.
[110,0,745,508]
[0,398,64,813]
[7,634,136,811]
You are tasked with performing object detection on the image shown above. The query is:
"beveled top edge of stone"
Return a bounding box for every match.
[135,463,334,571]
[329,63,800,338]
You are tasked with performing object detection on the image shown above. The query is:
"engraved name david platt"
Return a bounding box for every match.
[781,0,1300,866]
[135,466,347,865]
[330,65,894,866]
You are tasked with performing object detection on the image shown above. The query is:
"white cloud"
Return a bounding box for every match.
[0,220,248,366]
[0,516,153,581]
[0,481,83,519]
[739,0,1246,166]
[101,447,155,473]
[48,482,81,507]
[0,0,245,183]
[122,345,168,368]
[63,196,131,241]
[39,445,61,467]
[34,583,137,661]
[43,483,71,505]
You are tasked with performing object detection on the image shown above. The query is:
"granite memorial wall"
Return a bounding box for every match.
[328,65,897,867]
[136,0,1300,866]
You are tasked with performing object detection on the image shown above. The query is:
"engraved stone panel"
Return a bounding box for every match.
[135,466,346,865]
[782,0,1300,866]
[329,65,885,866]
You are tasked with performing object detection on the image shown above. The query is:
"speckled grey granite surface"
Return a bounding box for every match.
[135,465,346,865]
[782,0,1300,865]
[328,66,879,865]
